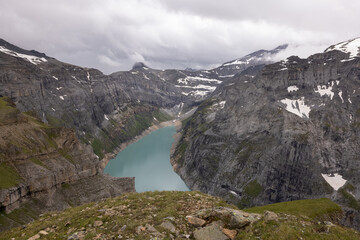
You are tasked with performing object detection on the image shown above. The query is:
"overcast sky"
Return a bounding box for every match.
[0,0,359,74]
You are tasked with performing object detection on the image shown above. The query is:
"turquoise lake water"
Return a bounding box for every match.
[104,126,189,192]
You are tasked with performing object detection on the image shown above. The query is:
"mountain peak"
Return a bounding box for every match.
[221,44,288,67]
[132,62,149,70]
[325,37,360,58]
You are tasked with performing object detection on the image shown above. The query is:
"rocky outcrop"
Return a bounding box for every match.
[2,192,358,239]
[0,98,134,231]
[172,39,360,228]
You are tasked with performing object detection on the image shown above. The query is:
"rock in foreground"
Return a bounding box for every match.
[0,191,359,240]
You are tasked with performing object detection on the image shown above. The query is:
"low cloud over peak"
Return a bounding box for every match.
[0,0,359,73]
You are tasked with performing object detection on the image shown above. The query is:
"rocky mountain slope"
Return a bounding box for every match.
[0,39,286,160]
[172,38,360,229]
[0,97,135,231]
[1,191,358,240]
[0,38,288,232]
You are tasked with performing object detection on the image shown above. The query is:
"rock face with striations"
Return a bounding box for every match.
[0,39,287,159]
[0,97,135,231]
[172,38,360,228]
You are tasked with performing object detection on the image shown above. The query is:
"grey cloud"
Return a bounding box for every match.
[0,0,359,74]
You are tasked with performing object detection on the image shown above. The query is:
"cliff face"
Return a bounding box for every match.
[0,39,287,159]
[0,97,134,231]
[172,39,360,227]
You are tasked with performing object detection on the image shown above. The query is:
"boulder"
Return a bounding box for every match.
[193,223,228,240]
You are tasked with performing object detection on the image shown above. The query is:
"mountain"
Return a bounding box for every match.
[0,39,286,159]
[0,97,135,231]
[0,38,287,230]
[213,44,288,77]
[172,38,360,229]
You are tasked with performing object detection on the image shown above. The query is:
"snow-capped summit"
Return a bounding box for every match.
[0,38,48,65]
[221,44,288,67]
[325,38,360,58]
[0,45,47,65]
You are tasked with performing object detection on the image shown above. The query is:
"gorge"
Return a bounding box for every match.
[1,37,360,234]
[104,125,189,192]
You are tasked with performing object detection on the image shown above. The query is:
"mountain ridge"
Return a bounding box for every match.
[172,38,360,230]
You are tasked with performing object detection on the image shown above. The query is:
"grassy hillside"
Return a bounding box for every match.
[246,198,342,221]
[1,192,359,240]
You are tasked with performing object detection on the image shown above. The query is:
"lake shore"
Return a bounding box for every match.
[99,120,181,171]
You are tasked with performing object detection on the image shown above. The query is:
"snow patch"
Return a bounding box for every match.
[56,87,62,90]
[177,76,222,85]
[0,46,47,65]
[338,90,344,103]
[219,74,234,78]
[143,73,150,80]
[51,108,56,111]
[280,97,311,118]
[52,76,58,80]
[219,101,226,108]
[287,86,299,93]
[212,101,226,110]
[222,56,256,66]
[348,98,352,104]
[325,38,360,58]
[72,76,81,84]
[188,90,209,97]
[87,72,91,81]
[59,96,64,100]
[314,84,334,100]
[321,173,347,191]
[178,102,184,117]
[175,84,217,91]
[229,190,239,196]
[104,115,109,121]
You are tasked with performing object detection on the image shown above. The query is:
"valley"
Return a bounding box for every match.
[0,36,360,239]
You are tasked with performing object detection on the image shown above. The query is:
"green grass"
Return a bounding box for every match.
[235,140,255,160]
[246,198,342,220]
[152,110,172,122]
[244,180,263,198]
[58,149,75,164]
[236,216,360,240]
[340,189,360,210]
[0,97,20,124]
[175,140,188,165]
[91,137,106,159]
[0,162,22,189]
[30,157,47,169]
[181,116,192,128]
[1,193,358,240]
[0,97,15,110]
[23,112,52,129]
[46,113,63,128]
[0,191,233,240]
[61,182,71,189]
[0,202,40,230]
